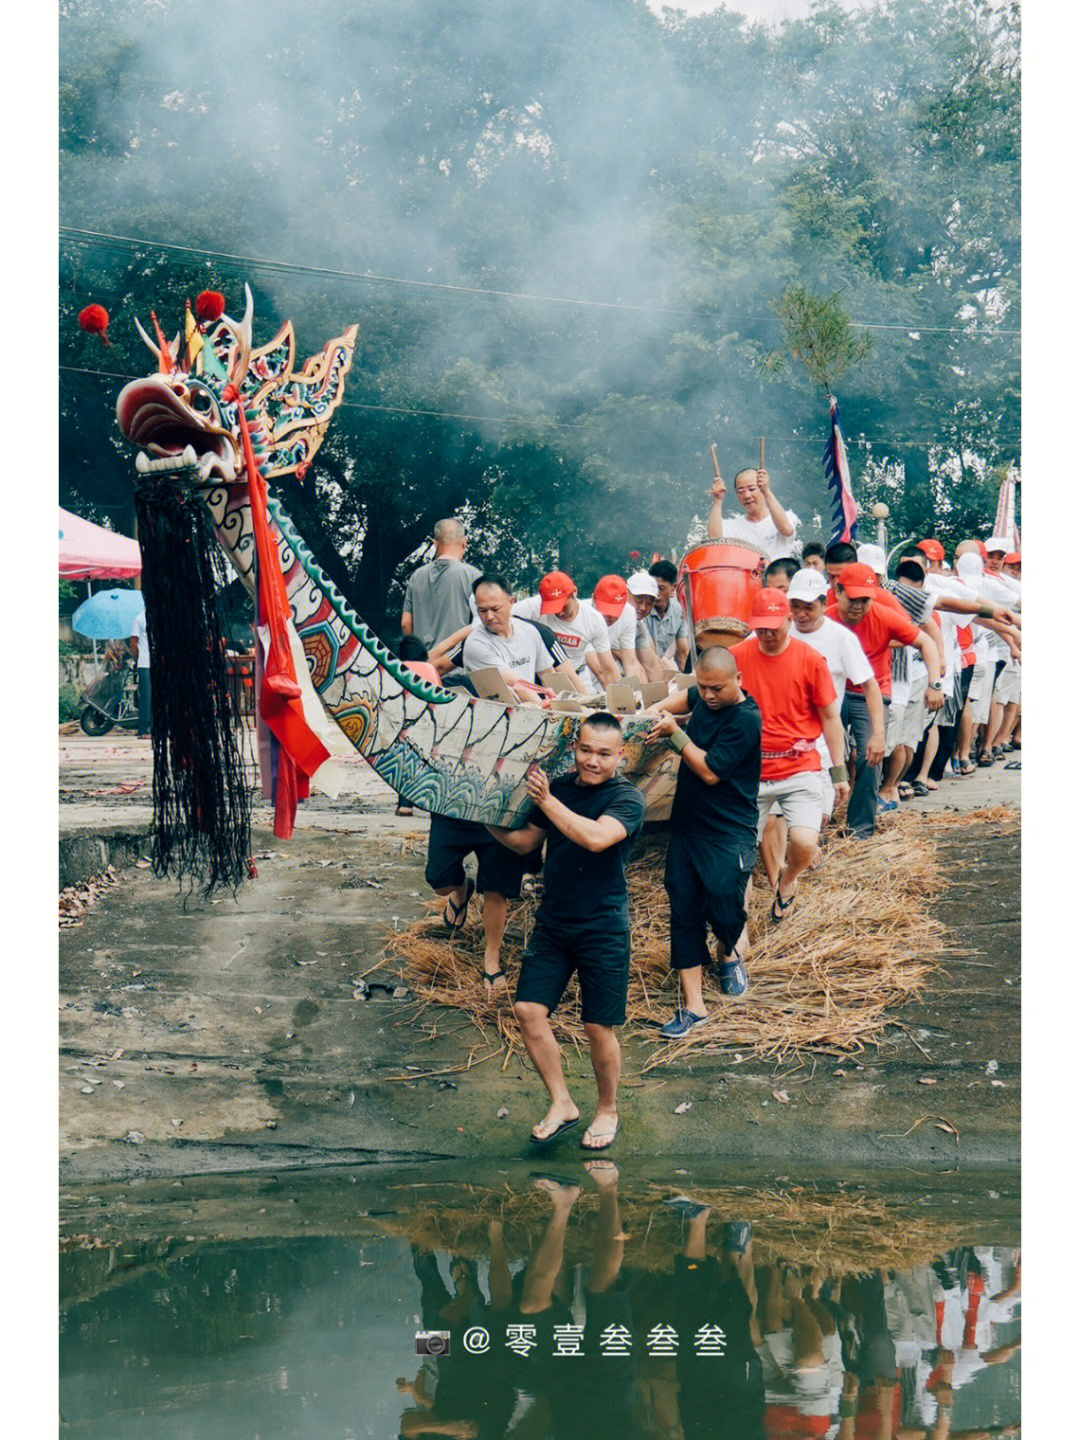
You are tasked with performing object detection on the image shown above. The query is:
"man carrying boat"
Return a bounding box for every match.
[425,575,553,988]
[487,714,647,1151]
[646,648,763,1034]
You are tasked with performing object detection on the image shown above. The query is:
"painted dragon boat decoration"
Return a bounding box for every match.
[116,287,682,890]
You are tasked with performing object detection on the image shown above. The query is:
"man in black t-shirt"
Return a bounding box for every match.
[647,648,762,1036]
[487,714,647,1151]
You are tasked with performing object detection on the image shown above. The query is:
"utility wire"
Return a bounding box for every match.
[59,363,1019,446]
[59,225,1020,337]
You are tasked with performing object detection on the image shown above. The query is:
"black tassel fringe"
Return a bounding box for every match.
[134,473,253,897]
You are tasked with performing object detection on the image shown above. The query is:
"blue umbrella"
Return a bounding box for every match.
[72,588,146,640]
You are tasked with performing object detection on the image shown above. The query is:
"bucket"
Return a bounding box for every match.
[677,542,767,649]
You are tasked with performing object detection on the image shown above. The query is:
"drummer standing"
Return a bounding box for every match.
[707,467,800,561]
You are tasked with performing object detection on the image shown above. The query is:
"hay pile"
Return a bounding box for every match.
[371,1180,994,1275]
[384,808,1012,1063]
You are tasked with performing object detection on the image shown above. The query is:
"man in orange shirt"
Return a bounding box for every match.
[731,590,849,922]
[826,564,944,822]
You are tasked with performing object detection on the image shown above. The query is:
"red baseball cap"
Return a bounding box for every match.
[539,570,577,614]
[592,574,629,618]
[916,538,945,562]
[836,563,878,599]
[977,540,989,560]
[1004,551,1021,566]
[749,587,791,629]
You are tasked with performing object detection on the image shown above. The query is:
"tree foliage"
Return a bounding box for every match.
[59,0,1020,628]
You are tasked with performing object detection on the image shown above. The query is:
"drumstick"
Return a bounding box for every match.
[710,444,721,479]
[759,435,765,471]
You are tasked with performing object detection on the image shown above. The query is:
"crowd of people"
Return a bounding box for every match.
[393,472,1020,1152]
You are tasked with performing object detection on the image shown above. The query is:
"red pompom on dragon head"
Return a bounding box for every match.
[79,303,111,346]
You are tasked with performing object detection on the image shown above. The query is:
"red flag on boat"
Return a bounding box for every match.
[229,386,330,837]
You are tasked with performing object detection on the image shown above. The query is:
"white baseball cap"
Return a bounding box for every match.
[856,542,887,576]
[956,553,984,581]
[627,571,660,597]
[787,568,829,603]
[985,535,1011,553]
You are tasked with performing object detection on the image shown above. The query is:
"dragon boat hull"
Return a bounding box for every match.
[200,482,682,827]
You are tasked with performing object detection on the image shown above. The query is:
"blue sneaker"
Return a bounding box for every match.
[719,957,748,997]
[665,1196,710,1219]
[660,1008,709,1038]
[722,1220,753,1254]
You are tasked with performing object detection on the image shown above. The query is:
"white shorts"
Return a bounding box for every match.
[757,1327,844,1411]
[771,742,835,820]
[967,661,993,725]
[756,772,825,840]
[884,697,904,754]
[899,693,929,750]
[993,660,1021,705]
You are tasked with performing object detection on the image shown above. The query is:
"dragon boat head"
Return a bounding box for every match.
[116,283,357,485]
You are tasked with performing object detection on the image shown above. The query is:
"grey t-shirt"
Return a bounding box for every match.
[402,556,481,649]
[644,598,690,660]
[461,620,554,682]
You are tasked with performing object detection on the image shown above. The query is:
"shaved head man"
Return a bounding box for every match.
[401,516,481,650]
[648,647,764,1032]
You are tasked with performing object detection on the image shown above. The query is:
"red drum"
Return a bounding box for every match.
[677,542,767,649]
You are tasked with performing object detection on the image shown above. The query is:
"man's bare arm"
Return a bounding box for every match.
[485,820,546,854]
[757,469,795,536]
[706,474,726,541]
[524,770,629,853]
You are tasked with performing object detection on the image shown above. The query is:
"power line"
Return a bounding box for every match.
[59,225,1021,337]
[59,363,1019,447]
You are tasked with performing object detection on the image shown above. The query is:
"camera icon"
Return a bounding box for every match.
[416,1330,451,1357]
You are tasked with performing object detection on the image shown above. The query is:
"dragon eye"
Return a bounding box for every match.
[191,390,213,414]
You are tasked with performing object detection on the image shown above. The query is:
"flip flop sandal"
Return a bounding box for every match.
[977,752,994,767]
[439,878,475,933]
[581,1121,620,1151]
[771,886,797,923]
[529,1115,581,1145]
[530,1173,580,1192]
[482,968,508,990]
[957,759,976,776]
[898,782,915,800]
[1003,759,1021,771]
[911,780,930,797]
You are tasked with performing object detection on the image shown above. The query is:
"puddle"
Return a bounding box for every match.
[60,1161,1020,1438]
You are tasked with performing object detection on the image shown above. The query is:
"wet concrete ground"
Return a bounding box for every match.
[59,734,1020,1181]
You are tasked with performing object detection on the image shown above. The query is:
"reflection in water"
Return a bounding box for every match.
[60,1168,1020,1439]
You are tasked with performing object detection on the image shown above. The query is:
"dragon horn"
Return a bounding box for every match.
[133,316,163,363]
[217,282,254,385]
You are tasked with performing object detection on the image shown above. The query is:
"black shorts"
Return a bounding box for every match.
[425,814,540,897]
[515,920,631,1027]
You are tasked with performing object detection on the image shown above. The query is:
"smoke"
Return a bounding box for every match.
[60,0,1019,558]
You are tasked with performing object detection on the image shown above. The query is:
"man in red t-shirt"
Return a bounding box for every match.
[731,590,849,922]
[826,564,944,818]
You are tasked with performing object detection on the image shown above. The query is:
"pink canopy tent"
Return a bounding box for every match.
[59,507,141,580]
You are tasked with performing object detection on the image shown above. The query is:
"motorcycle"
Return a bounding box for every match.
[79,651,141,736]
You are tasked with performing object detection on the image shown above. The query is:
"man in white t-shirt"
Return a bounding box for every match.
[578,575,657,683]
[513,571,621,693]
[787,567,885,835]
[129,605,151,738]
[462,575,556,701]
[707,464,799,560]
